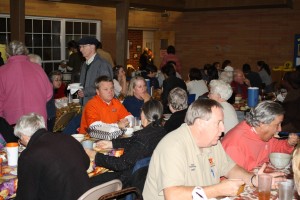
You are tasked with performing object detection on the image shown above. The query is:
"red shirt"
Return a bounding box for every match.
[231,81,248,99]
[222,121,294,171]
[54,83,66,99]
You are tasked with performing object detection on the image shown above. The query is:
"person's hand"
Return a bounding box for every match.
[244,78,251,86]
[119,73,126,83]
[140,92,151,102]
[288,133,299,146]
[77,89,84,98]
[257,163,286,189]
[217,179,245,197]
[118,118,129,129]
[96,140,113,149]
[85,148,96,160]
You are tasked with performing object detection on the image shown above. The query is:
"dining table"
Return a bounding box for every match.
[230,163,299,200]
[0,150,18,200]
[0,137,126,200]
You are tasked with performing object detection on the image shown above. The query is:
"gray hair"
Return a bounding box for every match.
[245,101,285,127]
[141,99,163,126]
[219,71,233,84]
[127,76,146,96]
[185,98,223,125]
[14,113,46,138]
[168,87,188,111]
[209,80,233,100]
[6,40,29,57]
[28,54,42,65]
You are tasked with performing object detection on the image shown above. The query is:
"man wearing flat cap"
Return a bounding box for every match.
[77,36,113,105]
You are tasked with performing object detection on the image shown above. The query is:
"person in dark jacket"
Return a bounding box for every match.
[85,99,166,187]
[164,87,188,133]
[67,40,84,83]
[14,113,91,200]
[281,71,300,132]
[242,63,262,88]
[161,62,187,113]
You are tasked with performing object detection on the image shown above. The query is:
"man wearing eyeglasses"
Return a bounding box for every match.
[78,37,113,106]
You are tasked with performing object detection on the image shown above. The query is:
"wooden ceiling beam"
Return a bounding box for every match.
[44,0,293,12]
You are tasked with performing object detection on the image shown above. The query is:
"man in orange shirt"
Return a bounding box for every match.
[79,76,133,134]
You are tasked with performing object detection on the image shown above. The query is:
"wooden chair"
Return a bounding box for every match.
[78,179,122,200]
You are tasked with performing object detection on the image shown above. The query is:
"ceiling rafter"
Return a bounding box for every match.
[45,0,293,12]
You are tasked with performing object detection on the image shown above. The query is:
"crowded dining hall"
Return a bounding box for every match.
[0,0,300,199]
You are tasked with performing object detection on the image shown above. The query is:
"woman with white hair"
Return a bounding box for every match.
[164,87,188,133]
[28,53,42,65]
[208,80,239,134]
[14,113,91,199]
[0,40,53,125]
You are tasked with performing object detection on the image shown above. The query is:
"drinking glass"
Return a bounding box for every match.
[258,174,272,200]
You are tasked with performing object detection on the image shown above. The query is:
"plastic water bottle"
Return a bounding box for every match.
[68,92,73,103]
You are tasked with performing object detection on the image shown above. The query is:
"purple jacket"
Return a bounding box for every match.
[0,55,53,125]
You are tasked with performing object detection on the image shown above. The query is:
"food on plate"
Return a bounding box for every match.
[237,183,245,195]
[240,107,246,111]
[88,166,109,177]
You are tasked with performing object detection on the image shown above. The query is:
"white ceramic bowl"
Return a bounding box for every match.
[269,152,292,169]
[71,134,85,143]
[72,99,80,103]
[235,96,242,101]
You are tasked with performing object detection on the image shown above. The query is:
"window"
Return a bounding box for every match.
[0,15,101,74]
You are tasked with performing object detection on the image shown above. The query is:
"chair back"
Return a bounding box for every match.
[132,157,151,174]
[53,111,77,132]
[124,157,151,200]
[78,179,122,200]
[188,94,196,105]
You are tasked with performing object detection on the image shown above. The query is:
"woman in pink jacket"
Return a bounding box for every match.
[0,41,53,125]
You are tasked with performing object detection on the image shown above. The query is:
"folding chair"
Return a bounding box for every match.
[78,179,122,200]
[99,187,143,200]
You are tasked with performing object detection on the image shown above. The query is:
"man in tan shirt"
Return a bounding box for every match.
[96,41,114,68]
[143,99,285,200]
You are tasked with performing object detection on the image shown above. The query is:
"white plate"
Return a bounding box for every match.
[10,170,17,176]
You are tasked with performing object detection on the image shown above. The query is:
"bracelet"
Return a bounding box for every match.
[192,186,208,200]
[250,175,256,187]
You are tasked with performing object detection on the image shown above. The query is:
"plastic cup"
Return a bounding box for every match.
[258,174,272,200]
[124,128,134,136]
[134,117,141,131]
[279,181,294,200]
[82,140,93,149]
[248,87,259,107]
[6,142,19,166]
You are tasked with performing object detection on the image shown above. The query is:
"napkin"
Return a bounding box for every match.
[67,84,83,95]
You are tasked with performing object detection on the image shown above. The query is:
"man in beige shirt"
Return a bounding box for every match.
[143,99,285,200]
[96,41,114,68]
